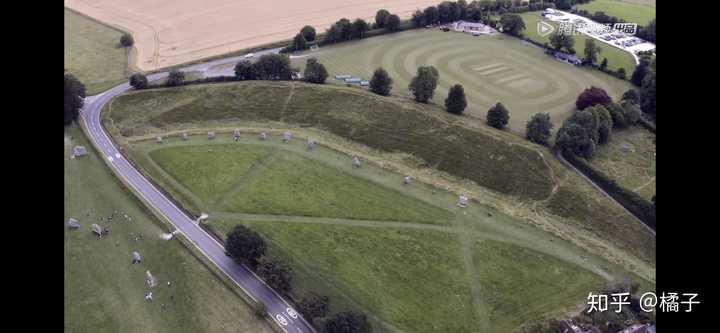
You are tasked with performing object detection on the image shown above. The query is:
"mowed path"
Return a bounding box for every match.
[125,133,627,331]
[291,29,632,133]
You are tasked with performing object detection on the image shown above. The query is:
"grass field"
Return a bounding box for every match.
[64,9,128,95]
[518,12,637,73]
[590,127,656,200]
[289,28,631,133]
[577,0,656,26]
[64,125,272,332]
[112,131,654,332]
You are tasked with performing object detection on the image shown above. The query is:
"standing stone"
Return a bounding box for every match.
[146,270,157,288]
[259,132,268,141]
[91,223,104,238]
[132,251,142,264]
[68,218,81,229]
[403,176,412,185]
[72,146,88,157]
[208,132,215,140]
[307,139,316,151]
[282,131,292,143]
[181,132,188,141]
[233,129,241,141]
[457,194,469,208]
[156,136,163,144]
[352,156,361,168]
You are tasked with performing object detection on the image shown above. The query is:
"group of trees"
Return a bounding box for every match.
[233,54,297,80]
[630,55,656,117]
[323,17,372,45]
[283,25,317,53]
[225,225,371,332]
[64,72,86,126]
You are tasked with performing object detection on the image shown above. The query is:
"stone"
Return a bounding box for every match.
[146,270,157,288]
[403,176,412,185]
[156,136,163,144]
[282,131,292,143]
[68,218,80,229]
[208,132,215,140]
[72,146,88,157]
[181,132,188,141]
[457,194,469,208]
[259,132,268,141]
[352,156,361,168]
[233,129,241,141]
[91,223,104,238]
[307,139,316,151]
[132,251,142,264]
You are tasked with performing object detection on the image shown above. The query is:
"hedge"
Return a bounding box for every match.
[563,151,656,230]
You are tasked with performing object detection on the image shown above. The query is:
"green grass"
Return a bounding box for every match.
[64,9,129,95]
[590,127,656,200]
[215,221,478,333]
[577,0,656,26]
[290,28,631,133]
[64,125,272,332]
[518,12,637,73]
[473,240,604,332]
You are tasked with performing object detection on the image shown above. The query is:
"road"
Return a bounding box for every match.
[79,47,316,333]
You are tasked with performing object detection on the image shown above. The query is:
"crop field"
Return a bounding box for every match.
[64,8,128,95]
[119,133,624,332]
[518,12,637,74]
[290,28,632,133]
[103,81,657,277]
[64,125,272,332]
[65,0,438,71]
[590,127,656,201]
[577,0,656,26]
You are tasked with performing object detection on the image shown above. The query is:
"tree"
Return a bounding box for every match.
[304,57,328,84]
[605,102,628,129]
[384,14,401,32]
[576,86,612,110]
[64,73,86,126]
[555,122,596,159]
[423,6,439,25]
[621,89,640,105]
[630,58,650,86]
[298,293,330,321]
[252,54,294,80]
[499,14,525,36]
[411,10,425,27]
[549,33,574,53]
[599,58,608,71]
[583,38,601,65]
[640,70,656,116]
[445,84,467,115]
[335,18,353,41]
[590,105,613,144]
[292,33,309,51]
[487,102,510,129]
[300,25,317,42]
[369,67,393,96]
[569,108,601,145]
[256,257,293,295]
[324,24,342,44]
[253,301,267,318]
[351,19,369,39]
[375,9,390,28]
[408,66,439,103]
[129,73,148,89]
[323,311,371,333]
[234,60,256,80]
[166,70,185,87]
[526,113,553,145]
[620,100,641,125]
[226,224,266,268]
[616,68,626,79]
[120,33,134,47]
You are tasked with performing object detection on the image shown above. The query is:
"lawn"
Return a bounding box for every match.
[590,127,656,201]
[577,0,656,26]
[472,240,604,332]
[518,12,637,74]
[290,28,631,133]
[64,125,273,332]
[64,9,129,95]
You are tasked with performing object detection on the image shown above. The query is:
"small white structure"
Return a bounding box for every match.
[403,176,412,185]
[259,132,268,141]
[352,156,361,168]
[208,132,216,140]
[181,132,188,141]
[282,131,292,143]
[457,194,469,208]
[453,21,493,35]
[145,291,153,301]
[307,139,317,151]
[91,223,104,238]
[146,270,157,288]
[233,129,241,141]
[72,146,88,158]
[156,136,163,144]
[132,251,142,264]
[68,218,80,229]
[543,8,556,16]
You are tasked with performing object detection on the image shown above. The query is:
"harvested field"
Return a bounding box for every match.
[65,0,438,71]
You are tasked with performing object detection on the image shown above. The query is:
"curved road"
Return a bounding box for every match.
[79,48,315,333]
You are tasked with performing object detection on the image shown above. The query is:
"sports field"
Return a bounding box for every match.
[65,0,438,71]
[577,0,656,26]
[518,12,637,74]
[590,127,656,201]
[290,29,632,133]
[64,125,273,332]
[119,133,636,332]
[64,8,129,95]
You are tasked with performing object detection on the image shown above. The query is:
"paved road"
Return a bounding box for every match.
[79,48,315,333]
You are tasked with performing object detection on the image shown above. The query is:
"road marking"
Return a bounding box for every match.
[115,153,122,159]
[107,156,114,162]
[286,308,298,319]
[275,314,288,326]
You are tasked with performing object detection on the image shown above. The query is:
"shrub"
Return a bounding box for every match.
[486,102,510,129]
[120,33,134,47]
[576,86,612,110]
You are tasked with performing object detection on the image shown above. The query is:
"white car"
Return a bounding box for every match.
[245,53,254,59]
